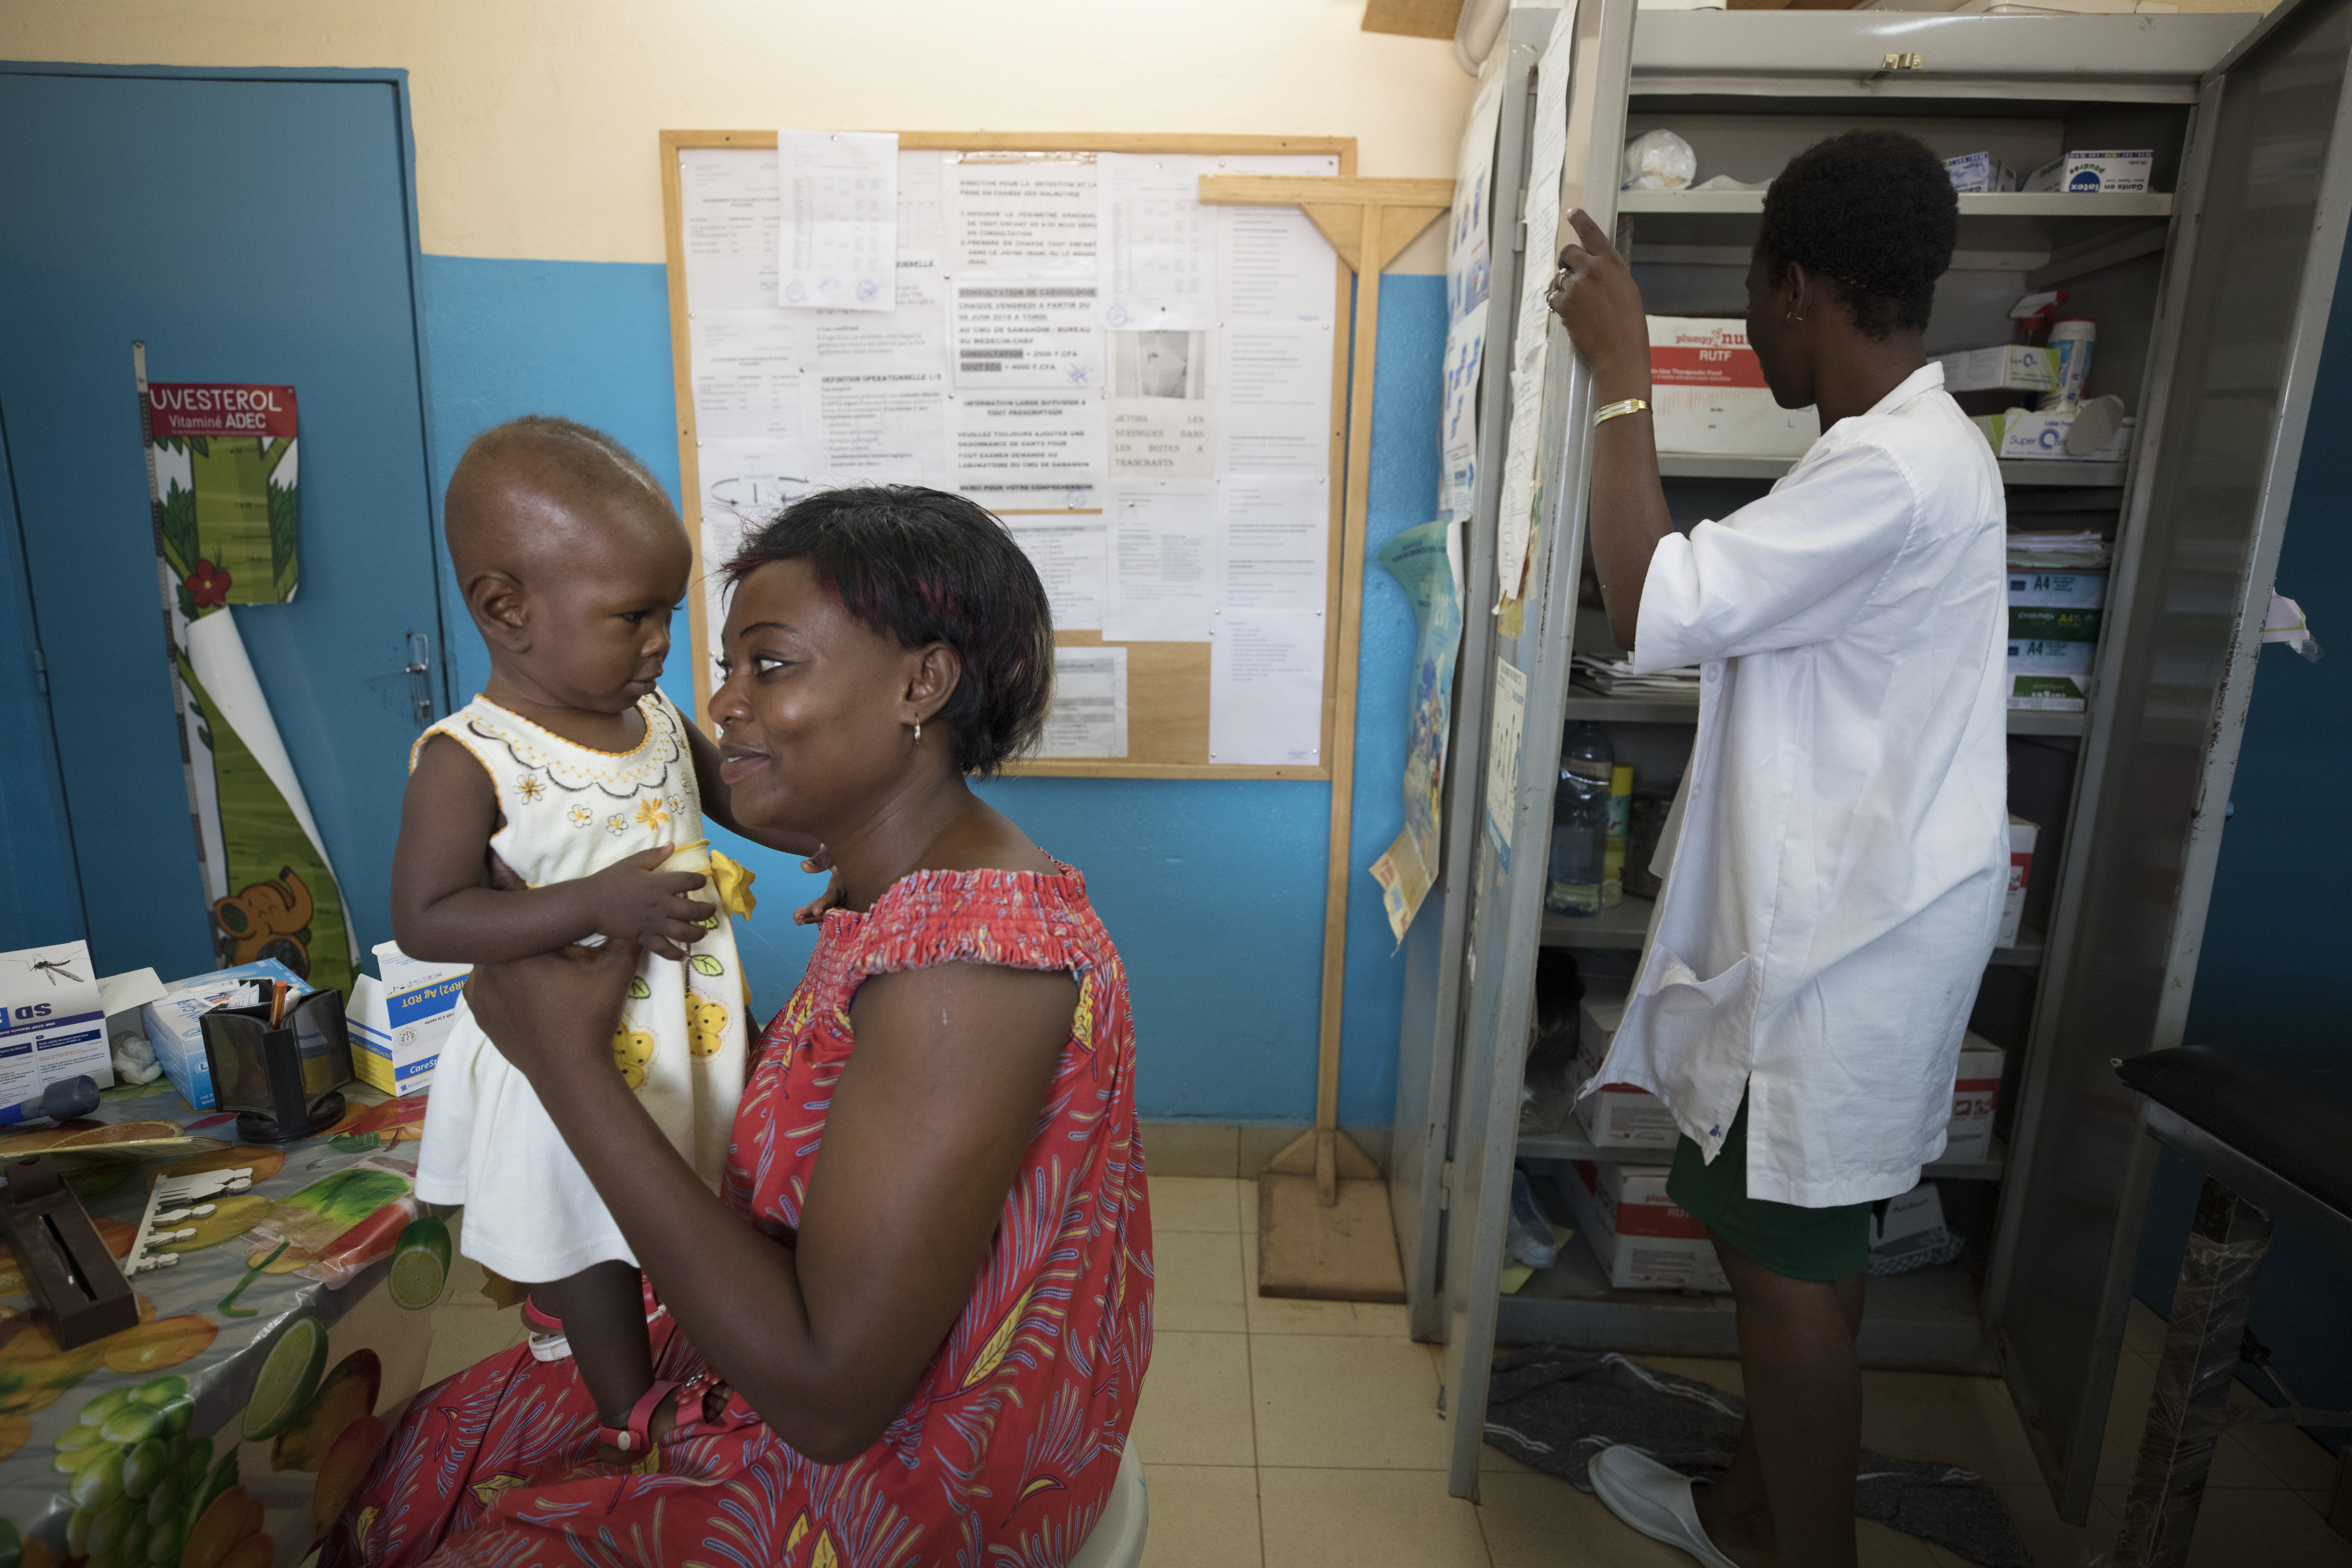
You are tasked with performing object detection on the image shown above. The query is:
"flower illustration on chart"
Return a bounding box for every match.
[634,798,669,832]
[605,814,629,836]
[568,805,593,829]
[515,775,544,803]
[188,558,233,608]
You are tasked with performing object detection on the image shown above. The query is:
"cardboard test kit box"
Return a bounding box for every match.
[0,941,116,1104]
[1946,1033,2007,1165]
[1573,986,1680,1151]
[1647,317,1818,459]
[1559,1159,1731,1293]
[349,941,470,1096]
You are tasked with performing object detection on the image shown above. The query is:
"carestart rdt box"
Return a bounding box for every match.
[1560,1159,1730,1293]
[0,940,115,1103]
[1647,317,1818,459]
[348,941,469,1095]
[1999,816,2040,948]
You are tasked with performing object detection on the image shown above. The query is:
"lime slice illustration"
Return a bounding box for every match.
[387,1215,453,1311]
[242,1315,328,1441]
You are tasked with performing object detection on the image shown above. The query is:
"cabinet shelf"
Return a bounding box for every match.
[1618,189,2173,254]
[1519,1115,2009,1181]
[1540,896,1656,950]
[1656,452,2128,488]
[1559,686,2086,737]
[1620,191,2173,220]
[1495,1229,1997,1372]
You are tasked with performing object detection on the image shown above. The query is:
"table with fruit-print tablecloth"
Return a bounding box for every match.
[0,1077,463,1568]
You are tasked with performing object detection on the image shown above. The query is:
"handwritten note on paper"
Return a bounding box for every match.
[679,148,780,312]
[1208,608,1323,767]
[1005,515,1110,631]
[1041,646,1129,759]
[1216,476,1328,613]
[948,153,1099,276]
[1216,320,1334,476]
[1105,480,1216,642]
[777,130,898,311]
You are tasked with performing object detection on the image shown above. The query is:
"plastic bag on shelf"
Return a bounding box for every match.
[1621,129,1698,192]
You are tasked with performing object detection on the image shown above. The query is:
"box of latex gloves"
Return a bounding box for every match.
[1939,344,2060,398]
[1647,317,1818,458]
[142,959,312,1109]
[1975,407,2133,463]
[1561,1159,1730,1293]
[0,941,116,1106]
[2026,149,2154,194]
[1572,984,1682,1151]
[349,941,470,1096]
[2007,567,2106,709]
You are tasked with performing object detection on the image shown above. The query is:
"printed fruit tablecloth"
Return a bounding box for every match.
[0,1078,459,1568]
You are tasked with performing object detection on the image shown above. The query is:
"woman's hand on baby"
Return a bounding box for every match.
[581,846,711,961]
[1547,209,1651,392]
[463,933,642,1089]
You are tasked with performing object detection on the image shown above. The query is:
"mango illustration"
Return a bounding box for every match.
[612,1027,657,1091]
[310,1415,386,1541]
[152,1196,272,1255]
[685,994,729,1059]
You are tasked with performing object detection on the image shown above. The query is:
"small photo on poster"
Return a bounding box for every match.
[1109,331,1208,402]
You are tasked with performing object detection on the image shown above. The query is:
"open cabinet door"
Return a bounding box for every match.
[1438,0,1637,1502]
[1987,0,2352,1521]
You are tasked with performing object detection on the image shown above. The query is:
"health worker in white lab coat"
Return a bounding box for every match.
[1545,129,2009,1568]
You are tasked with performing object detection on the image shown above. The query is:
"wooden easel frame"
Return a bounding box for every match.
[657,129,1355,782]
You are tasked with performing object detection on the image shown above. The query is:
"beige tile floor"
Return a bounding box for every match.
[1135,1176,2352,1568]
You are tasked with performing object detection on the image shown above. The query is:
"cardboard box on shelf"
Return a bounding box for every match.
[1974,407,2133,463]
[0,941,116,1106]
[142,959,312,1110]
[2060,149,2153,193]
[348,941,469,1096]
[1648,317,1819,459]
[1998,817,2038,948]
[1939,344,2060,396]
[1944,1034,2006,1165]
[1944,152,2017,193]
[1573,985,1683,1152]
[1559,1159,1730,1292]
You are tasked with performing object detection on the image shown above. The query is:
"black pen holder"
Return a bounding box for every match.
[199,987,352,1143]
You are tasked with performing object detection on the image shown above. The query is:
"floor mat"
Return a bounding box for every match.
[1483,1345,2032,1568]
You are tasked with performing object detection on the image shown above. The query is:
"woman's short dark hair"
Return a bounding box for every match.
[725,486,1054,775]
[1759,129,1957,339]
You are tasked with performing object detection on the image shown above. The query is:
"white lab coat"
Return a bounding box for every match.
[1586,363,2010,1208]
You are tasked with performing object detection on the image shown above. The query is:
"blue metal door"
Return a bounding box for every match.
[0,68,443,980]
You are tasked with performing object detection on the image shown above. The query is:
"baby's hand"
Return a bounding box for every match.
[793,845,847,926]
[582,846,710,962]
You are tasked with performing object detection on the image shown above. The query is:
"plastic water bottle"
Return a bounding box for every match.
[1546,723,1614,916]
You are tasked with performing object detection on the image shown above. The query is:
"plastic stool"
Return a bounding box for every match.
[1070,1442,1149,1568]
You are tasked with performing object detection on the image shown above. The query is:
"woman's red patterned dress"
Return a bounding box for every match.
[325,866,1153,1568]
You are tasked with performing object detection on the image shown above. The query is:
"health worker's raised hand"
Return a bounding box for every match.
[1546,209,1652,391]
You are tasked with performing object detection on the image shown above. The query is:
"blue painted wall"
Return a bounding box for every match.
[419,254,1447,1126]
[2132,239,2352,1444]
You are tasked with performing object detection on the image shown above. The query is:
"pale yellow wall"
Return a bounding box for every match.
[2,0,1480,268]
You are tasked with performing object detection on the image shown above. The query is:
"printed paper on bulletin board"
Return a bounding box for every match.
[662,130,1357,780]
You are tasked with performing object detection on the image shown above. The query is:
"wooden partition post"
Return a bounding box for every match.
[1201,174,1451,1300]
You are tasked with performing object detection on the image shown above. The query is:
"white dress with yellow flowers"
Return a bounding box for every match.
[411,692,748,1283]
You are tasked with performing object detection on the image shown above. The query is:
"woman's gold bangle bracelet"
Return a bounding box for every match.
[1594,397,1650,427]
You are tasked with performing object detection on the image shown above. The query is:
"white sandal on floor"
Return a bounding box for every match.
[1588,1443,1744,1568]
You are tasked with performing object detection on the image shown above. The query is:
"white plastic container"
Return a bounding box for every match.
[2046,320,2097,408]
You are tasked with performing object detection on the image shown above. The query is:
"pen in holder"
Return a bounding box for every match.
[199,987,353,1142]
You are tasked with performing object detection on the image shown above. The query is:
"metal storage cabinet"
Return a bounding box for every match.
[1387,0,2352,1515]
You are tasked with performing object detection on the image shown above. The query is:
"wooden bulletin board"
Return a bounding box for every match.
[659,130,1357,780]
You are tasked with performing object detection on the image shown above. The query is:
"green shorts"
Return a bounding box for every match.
[1666,1092,1872,1283]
